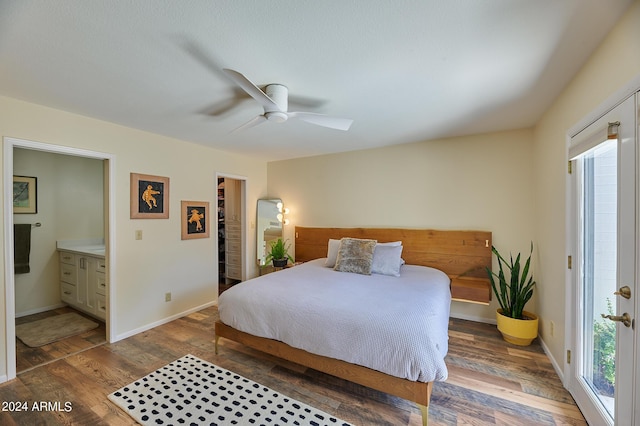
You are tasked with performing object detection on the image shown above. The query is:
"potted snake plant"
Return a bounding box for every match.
[265,238,293,268]
[486,242,538,346]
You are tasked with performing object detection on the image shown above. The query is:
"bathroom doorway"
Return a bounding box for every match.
[3,137,115,381]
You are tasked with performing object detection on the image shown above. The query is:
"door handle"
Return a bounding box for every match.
[601,312,632,328]
[614,286,631,299]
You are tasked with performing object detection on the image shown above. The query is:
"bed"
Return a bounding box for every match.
[215,227,492,425]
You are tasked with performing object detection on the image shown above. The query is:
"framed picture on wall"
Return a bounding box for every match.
[130,173,170,219]
[181,200,210,240]
[13,175,38,214]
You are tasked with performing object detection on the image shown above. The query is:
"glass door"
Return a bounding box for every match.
[569,95,637,425]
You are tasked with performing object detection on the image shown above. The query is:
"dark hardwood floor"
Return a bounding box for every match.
[1,306,586,425]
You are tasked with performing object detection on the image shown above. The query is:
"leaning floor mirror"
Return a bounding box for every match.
[256,199,284,266]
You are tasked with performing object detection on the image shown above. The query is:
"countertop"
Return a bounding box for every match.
[56,239,105,257]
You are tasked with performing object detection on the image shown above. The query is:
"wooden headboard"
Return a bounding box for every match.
[294,226,493,304]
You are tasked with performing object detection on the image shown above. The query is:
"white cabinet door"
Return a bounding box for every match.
[59,250,107,320]
[82,257,97,314]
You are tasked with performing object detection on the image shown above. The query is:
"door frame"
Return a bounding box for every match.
[2,137,116,382]
[565,75,640,424]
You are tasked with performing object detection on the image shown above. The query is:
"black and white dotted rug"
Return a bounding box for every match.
[108,354,352,426]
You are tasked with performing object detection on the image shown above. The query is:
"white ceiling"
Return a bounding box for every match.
[0,1,633,161]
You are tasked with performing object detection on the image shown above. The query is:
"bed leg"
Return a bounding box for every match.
[417,403,429,426]
[215,336,220,355]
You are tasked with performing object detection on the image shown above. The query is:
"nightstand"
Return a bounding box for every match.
[259,261,303,276]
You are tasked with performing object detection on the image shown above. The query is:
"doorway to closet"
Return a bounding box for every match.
[3,137,115,382]
[217,175,246,295]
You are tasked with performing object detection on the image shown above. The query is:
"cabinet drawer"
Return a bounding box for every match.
[60,263,78,285]
[96,272,107,295]
[59,251,77,265]
[96,294,107,320]
[60,282,76,304]
[226,222,241,231]
[226,253,241,266]
[226,226,241,238]
[226,265,242,279]
[225,239,241,252]
[226,232,240,242]
[96,258,106,273]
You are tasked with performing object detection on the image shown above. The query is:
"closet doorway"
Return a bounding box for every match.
[216,174,246,295]
[3,137,115,382]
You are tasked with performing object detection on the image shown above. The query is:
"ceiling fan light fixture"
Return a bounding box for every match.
[265,111,288,123]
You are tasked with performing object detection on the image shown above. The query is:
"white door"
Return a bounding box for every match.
[568,94,638,425]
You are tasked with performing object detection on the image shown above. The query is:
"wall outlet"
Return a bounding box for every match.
[165,292,171,302]
[550,320,555,337]
[135,230,143,240]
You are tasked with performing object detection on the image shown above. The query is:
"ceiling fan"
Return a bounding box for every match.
[223,69,353,132]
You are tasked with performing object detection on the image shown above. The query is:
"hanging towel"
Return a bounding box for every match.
[14,223,31,274]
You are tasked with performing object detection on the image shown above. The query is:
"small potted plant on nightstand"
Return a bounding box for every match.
[486,242,538,346]
[265,238,293,268]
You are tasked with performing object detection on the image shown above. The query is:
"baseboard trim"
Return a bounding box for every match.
[538,336,564,383]
[113,300,217,342]
[450,312,496,325]
[15,303,67,318]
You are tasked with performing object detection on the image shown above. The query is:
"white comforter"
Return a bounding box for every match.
[218,259,451,382]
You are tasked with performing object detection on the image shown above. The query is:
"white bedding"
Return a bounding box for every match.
[218,258,451,382]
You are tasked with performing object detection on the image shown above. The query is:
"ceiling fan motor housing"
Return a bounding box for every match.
[265,84,288,115]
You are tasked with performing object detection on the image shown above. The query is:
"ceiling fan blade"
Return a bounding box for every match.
[223,69,280,111]
[288,112,353,131]
[230,115,267,133]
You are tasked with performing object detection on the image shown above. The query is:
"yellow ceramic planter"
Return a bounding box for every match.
[496,309,539,346]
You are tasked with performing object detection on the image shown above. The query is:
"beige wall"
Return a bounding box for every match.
[267,128,536,322]
[0,96,268,380]
[533,0,640,370]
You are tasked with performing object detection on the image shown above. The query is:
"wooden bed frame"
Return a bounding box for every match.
[215,226,492,425]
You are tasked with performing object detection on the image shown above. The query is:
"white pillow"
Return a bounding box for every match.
[324,239,342,267]
[378,241,402,247]
[371,244,404,277]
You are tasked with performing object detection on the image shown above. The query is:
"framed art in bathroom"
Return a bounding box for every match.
[13,175,37,214]
[130,173,170,219]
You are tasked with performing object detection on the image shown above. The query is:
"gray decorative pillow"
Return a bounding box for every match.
[334,237,377,275]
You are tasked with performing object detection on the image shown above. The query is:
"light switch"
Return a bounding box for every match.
[135,230,143,240]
